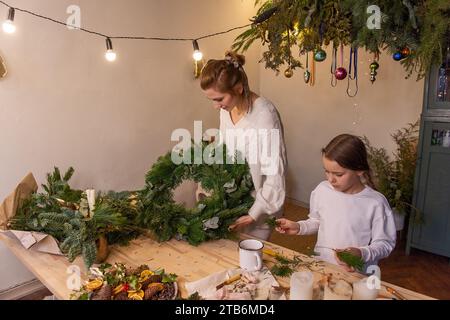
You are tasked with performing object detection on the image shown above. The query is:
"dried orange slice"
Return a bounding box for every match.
[139,269,154,282]
[85,279,103,291]
[128,290,144,300]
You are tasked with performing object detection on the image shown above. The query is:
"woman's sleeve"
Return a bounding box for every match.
[358,203,397,263]
[297,188,321,235]
[247,112,287,221]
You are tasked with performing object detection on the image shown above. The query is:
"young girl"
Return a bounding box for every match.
[200,51,287,241]
[276,134,396,272]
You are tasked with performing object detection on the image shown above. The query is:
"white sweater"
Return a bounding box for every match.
[298,181,396,270]
[219,96,287,223]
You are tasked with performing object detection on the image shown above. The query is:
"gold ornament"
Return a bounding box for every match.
[284,68,293,78]
[0,54,7,78]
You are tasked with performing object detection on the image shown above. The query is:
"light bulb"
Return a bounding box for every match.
[192,40,203,61]
[193,50,203,61]
[2,20,15,33]
[3,8,16,34]
[105,49,117,62]
[105,38,116,62]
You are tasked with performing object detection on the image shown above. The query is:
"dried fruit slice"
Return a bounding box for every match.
[85,279,103,291]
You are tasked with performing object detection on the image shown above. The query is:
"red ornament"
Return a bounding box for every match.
[401,47,410,57]
[335,67,348,80]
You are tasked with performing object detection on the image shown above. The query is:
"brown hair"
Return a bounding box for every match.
[200,51,252,110]
[322,134,376,190]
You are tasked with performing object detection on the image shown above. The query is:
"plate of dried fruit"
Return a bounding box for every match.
[71,263,178,300]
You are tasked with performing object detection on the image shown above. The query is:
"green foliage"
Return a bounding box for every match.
[265,217,280,229]
[11,146,257,265]
[233,0,449,78]
[363,120,422,222]
[137,143,255,246]
[335,250,365,272]
[10,167,141,269]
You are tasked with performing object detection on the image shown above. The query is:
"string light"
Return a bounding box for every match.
[2,7,15,34]
[105,37,116,62]
[192,40,203,62]
[0,0,252,66]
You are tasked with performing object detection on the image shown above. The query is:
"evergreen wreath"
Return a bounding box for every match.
[137,143,255,246]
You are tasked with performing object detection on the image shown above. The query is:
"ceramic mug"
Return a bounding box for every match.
[239,239,263,271]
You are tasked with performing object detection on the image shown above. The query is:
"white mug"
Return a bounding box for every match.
[239,239,263,271]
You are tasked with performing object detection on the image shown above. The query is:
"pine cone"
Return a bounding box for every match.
[144,284,164,300]
[141,275,163,290]
[91,284,112,300]
[114,291,129,301]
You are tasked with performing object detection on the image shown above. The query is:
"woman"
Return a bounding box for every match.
[200,51,287,241]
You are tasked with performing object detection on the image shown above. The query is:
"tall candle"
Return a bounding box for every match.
[290,271,314,300]
[352,278,379,300]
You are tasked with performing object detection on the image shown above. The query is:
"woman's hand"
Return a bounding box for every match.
[275,218,300,235]
[334,247,362,273]
[229,215,255,231]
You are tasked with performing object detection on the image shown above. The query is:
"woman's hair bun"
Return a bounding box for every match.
[225,50,245,68]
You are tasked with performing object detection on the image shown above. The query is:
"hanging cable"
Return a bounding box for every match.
[0,0,250,42]
[347,47,358,97]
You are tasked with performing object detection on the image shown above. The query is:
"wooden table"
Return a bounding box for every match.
[0,232,434,300]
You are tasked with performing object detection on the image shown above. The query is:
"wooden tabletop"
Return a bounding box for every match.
[0,232,434,300]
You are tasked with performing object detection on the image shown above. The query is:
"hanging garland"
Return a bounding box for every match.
[137,143,255,246]
[233,0,450,79]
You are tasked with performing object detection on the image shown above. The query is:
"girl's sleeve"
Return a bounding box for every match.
[358,204,397,263]
[297,188,320,235]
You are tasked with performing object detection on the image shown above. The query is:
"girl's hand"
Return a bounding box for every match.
[229,215,255,230]
[275,218,300,235]
[334,247,362,273]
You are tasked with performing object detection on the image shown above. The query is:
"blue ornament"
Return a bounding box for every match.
[393,52,403,61]
[314,49,327,62]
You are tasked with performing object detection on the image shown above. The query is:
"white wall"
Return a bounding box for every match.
[0,0,260,292]
[260,47,424,203]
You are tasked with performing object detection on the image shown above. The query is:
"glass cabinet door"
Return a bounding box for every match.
[427,50,450,112]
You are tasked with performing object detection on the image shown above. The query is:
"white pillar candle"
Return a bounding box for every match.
[352,278,379,300]
[86,189,96,214]
[290,271,314,300]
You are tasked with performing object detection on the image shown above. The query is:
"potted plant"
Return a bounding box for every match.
[363,120,421,232]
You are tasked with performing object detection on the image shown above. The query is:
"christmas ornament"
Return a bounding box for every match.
[304,52,310,83]
[304,70,311,83]
[401,47,411,58]
[334,45,347,81]
[335,67,348,80]
[393,52,403,61]
[370,61,379,84]
[284,67,293,78]
[0,54,7,78]
[314,49,327,62]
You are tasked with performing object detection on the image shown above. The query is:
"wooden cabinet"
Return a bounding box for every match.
[407,60,450,258]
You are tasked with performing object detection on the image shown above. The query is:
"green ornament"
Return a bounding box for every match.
[370,61,379,70]
[314,49,327,62]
